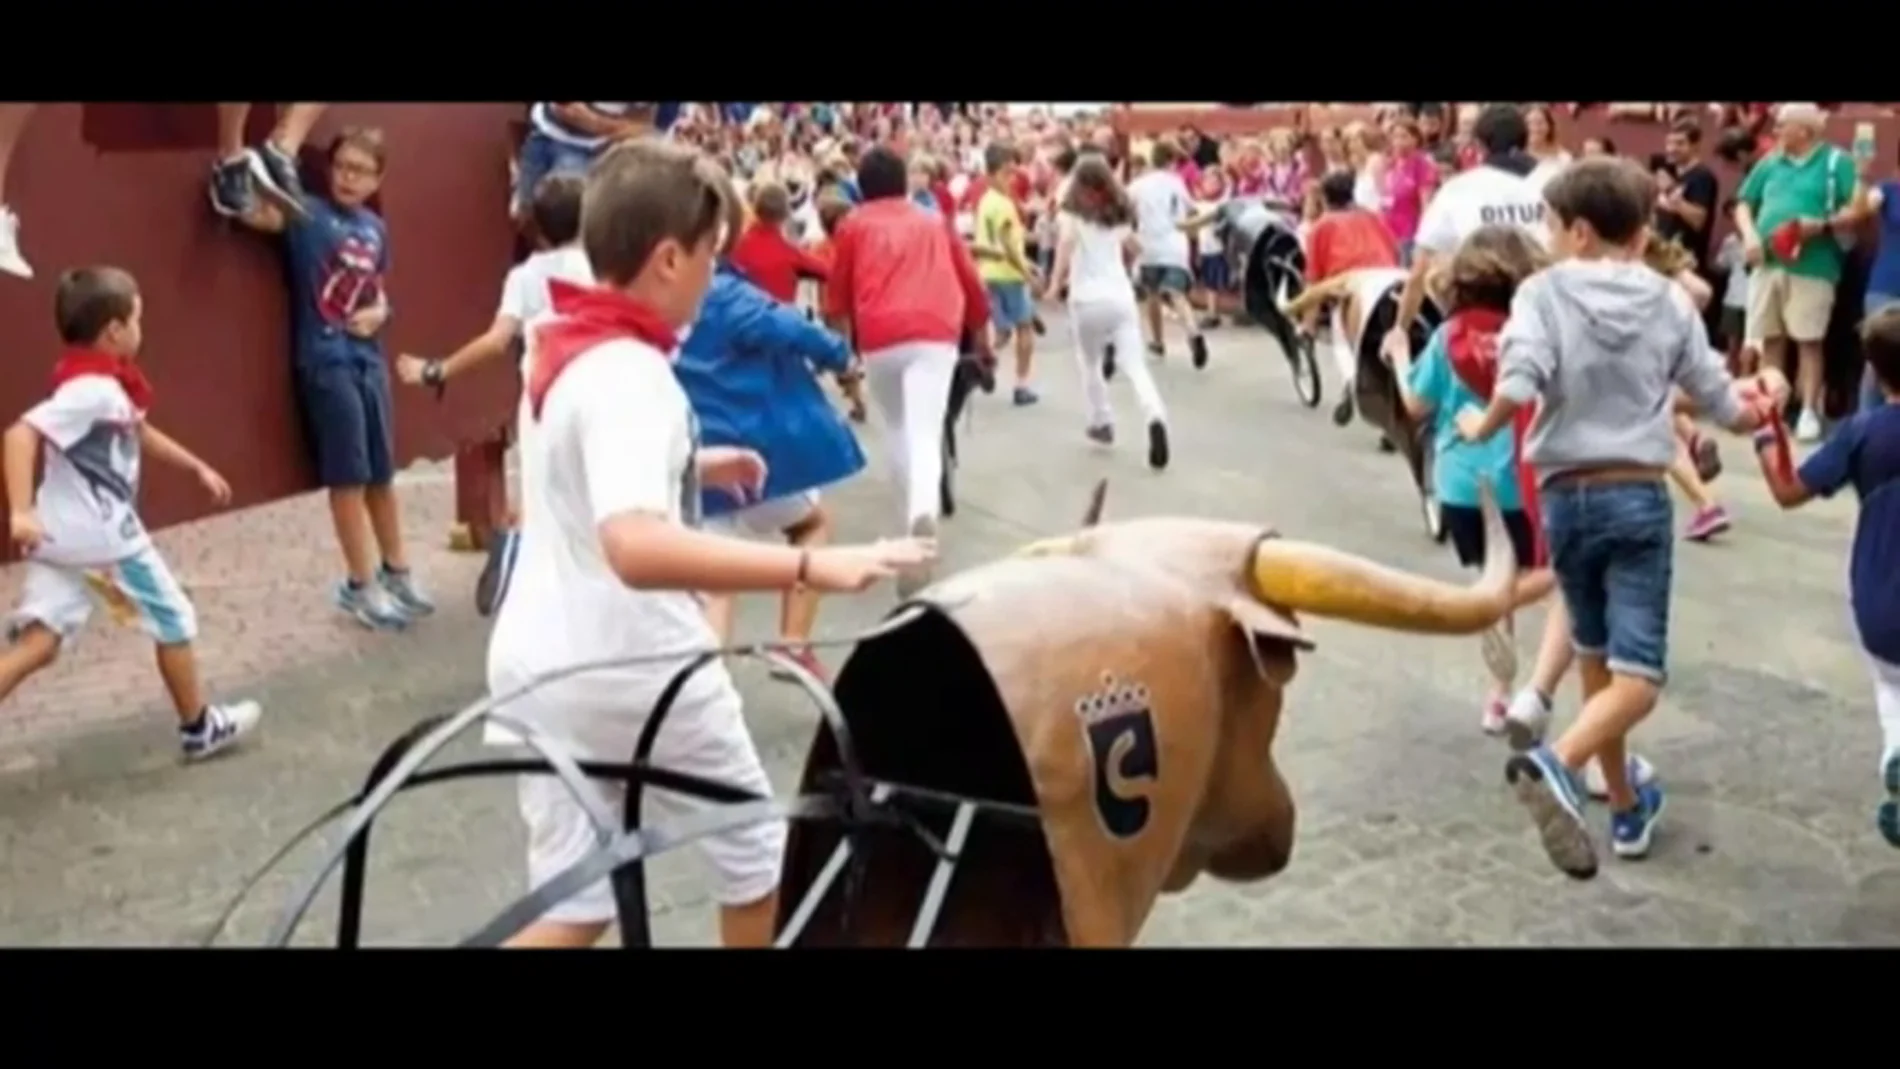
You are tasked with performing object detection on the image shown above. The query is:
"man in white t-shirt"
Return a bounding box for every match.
[1126,139,1209,368]
[396,172,594,616]
[484,138,932,950]
[3,266,261,761]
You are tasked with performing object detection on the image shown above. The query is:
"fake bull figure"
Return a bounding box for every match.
[776,479,1519,947]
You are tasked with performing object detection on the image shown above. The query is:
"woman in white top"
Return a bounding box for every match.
[1048,155,1172,470]
[1344,122,1387,214]
[1523,104,1573,191]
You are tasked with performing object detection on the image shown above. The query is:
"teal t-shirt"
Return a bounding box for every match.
[1406,326,1521,511]
[1736,144,1858,283]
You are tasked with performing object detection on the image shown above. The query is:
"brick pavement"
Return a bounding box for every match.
[2,312,1898,947]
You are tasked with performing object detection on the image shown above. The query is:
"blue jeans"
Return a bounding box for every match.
[1543,479,1674,684]
[1865,292,1898,412]
[513,131,597,216]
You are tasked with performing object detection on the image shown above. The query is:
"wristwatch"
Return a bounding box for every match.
[421,360,446,388]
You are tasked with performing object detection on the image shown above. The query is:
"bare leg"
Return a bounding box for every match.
[270,104,329,156]
[703,594,737,643]
[215,104,253,160]
[328,488,378,585]
[0,625,59,704]
[1795,339,1826,435]
[779,509,829,642]
[154,642,209,724]
[718,890,780,947]
[505,919,609,949]
[0,103,38,202]
[363,485,408,571]
[1013,322,1035,389]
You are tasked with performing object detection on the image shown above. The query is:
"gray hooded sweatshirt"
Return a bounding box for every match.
[1496,259,1744,486]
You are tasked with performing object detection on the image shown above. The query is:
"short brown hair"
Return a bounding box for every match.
[1863,305,1900,393]
[54,265,140,345]
[1440,225,1549,314]
[1150,137,1181,169]
[328,126,386,171]
[750,180,791,224]
[530,172,585,246]
[1543,156,1654,246]
[580,136,729,286]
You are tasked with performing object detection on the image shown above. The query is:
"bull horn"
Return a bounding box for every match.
[1081,479,1108,527]
[1248,482,1516,634]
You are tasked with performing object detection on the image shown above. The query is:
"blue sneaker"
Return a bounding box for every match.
[1878,750,1900,848]
[379,565,436,618]
[1505,745,1598,879]
[336,579,409,631]
[208,154,257,218]
[474,527,521,617]
[1610,779,1667,859]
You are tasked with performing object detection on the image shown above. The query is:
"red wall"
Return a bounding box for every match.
[0,103,524,555]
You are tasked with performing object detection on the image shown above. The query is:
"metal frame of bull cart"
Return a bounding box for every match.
[203,605,1044,949]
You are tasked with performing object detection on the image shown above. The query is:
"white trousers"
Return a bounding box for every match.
[1069,298,1167,428]
[862,340,958,531]
[1327,303,1357,385]
[1873,653,1900,766]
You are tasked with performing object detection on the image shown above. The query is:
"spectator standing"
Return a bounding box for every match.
[1654,119,1720,282]
[1858,142,1900,412]
[1523,104,1573,191]
[1734,103,1862,441]
[1381,118,1437,265]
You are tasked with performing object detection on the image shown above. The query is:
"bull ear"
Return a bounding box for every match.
[1224,597,1312,686]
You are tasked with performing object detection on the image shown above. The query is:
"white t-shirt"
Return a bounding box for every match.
[1128,169,1193,269]
[1413,164,1551,258]
[497,246,594,354]
[1526,151,1573,194]
[1061,215,1137,307]
[22,376,149,567]
[485,337,718,752]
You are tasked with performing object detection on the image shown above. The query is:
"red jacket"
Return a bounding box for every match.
[823,198,989,353]
[1306,209,1399,283]
[728,220,829,304]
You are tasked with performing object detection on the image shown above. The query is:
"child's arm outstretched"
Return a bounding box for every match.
[1754,403,1859,510]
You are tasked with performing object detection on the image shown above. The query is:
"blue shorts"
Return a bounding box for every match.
[513,130,598,216]
[1197,253,1231,292]
[1543,479,1674,683]
[296,361,396,489]
[986,281,1035,330]
[1137,264,1194,296]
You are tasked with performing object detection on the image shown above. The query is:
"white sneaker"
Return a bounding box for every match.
[180,700,263,762]
[1795,408,1823,443]
[0,206,32,279]
[1502,687,1551,752]
[1582,753,1657,801]
[1480,696,1509,736]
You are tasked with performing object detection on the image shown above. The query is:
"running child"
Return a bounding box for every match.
[1391,225,1557,735]
[395,172,593,616]
[1457,157,1779,877]
[1752,305,1900,847]
[484,138,932,949]
[2,266,261,759]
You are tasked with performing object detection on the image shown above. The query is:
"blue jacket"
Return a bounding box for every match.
[677,266,864,518]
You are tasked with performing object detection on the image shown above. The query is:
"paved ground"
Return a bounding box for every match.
[2,312,1898,947]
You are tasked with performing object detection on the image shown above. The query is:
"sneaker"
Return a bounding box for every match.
[1103,344,1117,381]
[1878,749,1900,848]
[1086,423,1114,445]
[1480,695,1509,736]
[0,205,32,279]
[1331,393,1355,428]
[336,579,410,630]
[1012,385,1040,407]
[1147,421,1170,471]
[180,700,263,762]
[1197,314,1222,330]
[1691,435,1722,482]
[1502,687,1552,752]
[380,565,436,618]
[1609,778,1667,859]
[1582,753,1658,801]
[894,515,938,600]
[475,527,521,617]
[208,154,257,218]
[1504,745,1598,879]
[1146,341,1165,357]
[1684,504,1731,542]
[1795,408,1823,444]
[768,646,830,686]
[253,141,310,218]
[1480,623,1518,690]
[1189,333,1210,370]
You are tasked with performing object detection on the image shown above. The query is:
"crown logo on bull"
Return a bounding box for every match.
[1074,673,1151,723]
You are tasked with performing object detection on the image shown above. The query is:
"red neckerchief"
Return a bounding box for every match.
[1443,307,1546,566]
[525,280,681,419]
[51,347,153,413]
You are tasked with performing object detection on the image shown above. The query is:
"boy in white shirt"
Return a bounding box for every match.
[486,138,932,949]
[2,266,262,759]
[396,173,593,615]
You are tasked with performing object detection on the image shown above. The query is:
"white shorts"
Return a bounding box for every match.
[703,490,820,540]
[5,547,197,648]
[507,670,786,925]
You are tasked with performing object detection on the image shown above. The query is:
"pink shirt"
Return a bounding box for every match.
[1380,150,1434,244]
[1232,164,1267,196]
[1262,159,1306,204]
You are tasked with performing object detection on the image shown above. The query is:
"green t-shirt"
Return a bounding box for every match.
[1737,144,1858,283]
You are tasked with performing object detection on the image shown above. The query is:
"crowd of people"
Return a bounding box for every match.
[0,101,1895,946]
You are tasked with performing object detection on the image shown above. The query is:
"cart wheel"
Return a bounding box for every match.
[1288,333,1322,408]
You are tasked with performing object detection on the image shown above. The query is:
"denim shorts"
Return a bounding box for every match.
[1136,264,1194,296]
[513,131,597,216]
[986,280,1035,329]
[295,360,396,489]
[1543,479,1674,683]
